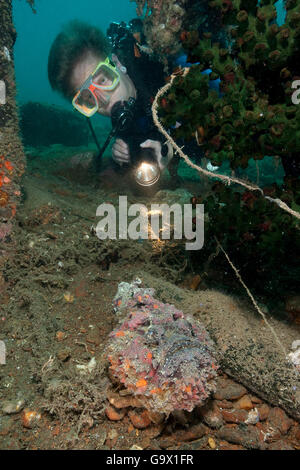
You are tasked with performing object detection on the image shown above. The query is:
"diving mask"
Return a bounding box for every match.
[72,57,120,117]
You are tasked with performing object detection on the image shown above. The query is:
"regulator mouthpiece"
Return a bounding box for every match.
[110,98,136,133]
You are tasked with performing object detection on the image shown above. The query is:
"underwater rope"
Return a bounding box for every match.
[214,237,287,359]
[214,236,299,381]
[152,68,300,222]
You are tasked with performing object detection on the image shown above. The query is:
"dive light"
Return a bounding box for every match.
[131,147,161,188]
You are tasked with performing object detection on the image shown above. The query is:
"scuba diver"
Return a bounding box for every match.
[48,19,176,192]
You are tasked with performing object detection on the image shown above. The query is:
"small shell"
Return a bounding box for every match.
[287,348,300,367]
[76,357,97,375]
[22,409,41,428]
[2,398,25,415]
[245,408,260,424]
[291,340,300,350]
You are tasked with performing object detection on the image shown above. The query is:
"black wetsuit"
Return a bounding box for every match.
[111,39,200,177]
[114,43,167,155]
[107,20,203,175]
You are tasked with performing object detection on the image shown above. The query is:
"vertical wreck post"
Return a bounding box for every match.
[0,0,26,253]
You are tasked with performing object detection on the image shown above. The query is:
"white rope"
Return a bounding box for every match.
[152,68,300,221]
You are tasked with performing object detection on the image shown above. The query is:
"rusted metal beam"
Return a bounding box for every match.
[0,0,26,248]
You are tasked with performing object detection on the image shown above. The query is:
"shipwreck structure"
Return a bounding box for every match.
[0,0,26,257]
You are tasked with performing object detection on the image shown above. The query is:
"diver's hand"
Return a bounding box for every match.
[112,138,131,165]
[140,139,173,171]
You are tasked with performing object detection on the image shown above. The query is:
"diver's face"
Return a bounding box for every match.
[70,52,137,117]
